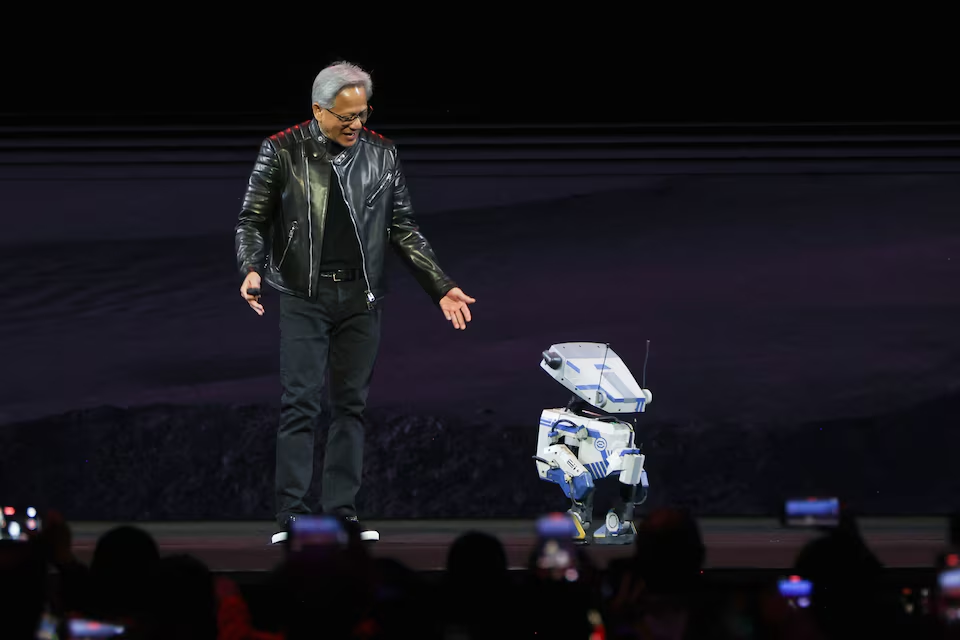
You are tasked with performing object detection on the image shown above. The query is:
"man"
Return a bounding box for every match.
[235,61,475,544]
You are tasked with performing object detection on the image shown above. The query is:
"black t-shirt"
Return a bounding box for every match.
[318,146,363,272]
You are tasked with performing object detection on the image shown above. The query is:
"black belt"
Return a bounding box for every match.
[319,268,360,282]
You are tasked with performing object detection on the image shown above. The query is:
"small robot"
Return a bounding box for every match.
[534,342,653,545]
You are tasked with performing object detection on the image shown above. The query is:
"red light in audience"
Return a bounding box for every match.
[948,554,959,567]
[2,507,13,516]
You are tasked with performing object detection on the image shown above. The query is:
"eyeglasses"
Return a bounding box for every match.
[324,105,373,124]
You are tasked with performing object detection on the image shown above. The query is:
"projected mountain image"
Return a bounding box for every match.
[1,172,958,519]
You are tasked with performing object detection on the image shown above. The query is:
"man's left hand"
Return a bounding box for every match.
[440,287,476,330]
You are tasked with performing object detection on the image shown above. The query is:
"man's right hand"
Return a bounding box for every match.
[241,271,264,315]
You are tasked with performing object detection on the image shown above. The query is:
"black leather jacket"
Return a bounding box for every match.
[235,118,456,308]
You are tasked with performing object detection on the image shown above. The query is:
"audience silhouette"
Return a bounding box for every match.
[1,506,954,639]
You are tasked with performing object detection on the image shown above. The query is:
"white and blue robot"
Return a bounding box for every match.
[533,342,653,545]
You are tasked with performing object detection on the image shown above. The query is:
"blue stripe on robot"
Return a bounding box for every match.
[589,448,610,479]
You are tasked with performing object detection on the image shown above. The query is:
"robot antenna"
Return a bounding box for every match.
[642,339,650,388]
[596,343,610,407]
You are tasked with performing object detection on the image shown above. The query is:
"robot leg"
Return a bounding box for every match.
[592,452,648,546]
[538,444,596,544]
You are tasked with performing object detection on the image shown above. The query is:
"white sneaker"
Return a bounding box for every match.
[341,515,379,542]
[271,515,297,544]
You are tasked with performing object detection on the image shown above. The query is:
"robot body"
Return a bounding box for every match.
[535,408,645,487]
[535,342,653,545]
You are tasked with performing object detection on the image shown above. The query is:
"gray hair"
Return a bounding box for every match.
[311,61,373,109]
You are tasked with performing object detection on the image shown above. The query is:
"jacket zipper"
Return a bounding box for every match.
[333,165,376,309]
[365,171,394,207]
[276,221,298,269]
[302,147,314,297]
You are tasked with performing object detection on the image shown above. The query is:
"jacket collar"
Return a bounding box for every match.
[307,118,358,164]
[308,117,328,144]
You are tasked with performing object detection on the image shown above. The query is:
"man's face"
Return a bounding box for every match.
[313,85,368,147]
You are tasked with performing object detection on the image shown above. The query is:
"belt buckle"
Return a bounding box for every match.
[332,271,344,282]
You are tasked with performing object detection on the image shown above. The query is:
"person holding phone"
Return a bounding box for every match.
[235,61,475,544]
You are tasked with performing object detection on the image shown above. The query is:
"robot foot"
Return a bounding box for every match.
[591,509,636,546]
[566,509,591,545]
[566,496,593,545]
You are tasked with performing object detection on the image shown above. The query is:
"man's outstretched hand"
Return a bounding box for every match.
[440,287,476,330]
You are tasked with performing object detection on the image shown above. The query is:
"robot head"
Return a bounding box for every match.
[541,342,652,414]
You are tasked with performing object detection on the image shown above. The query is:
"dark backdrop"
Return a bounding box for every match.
[1,39,958,521]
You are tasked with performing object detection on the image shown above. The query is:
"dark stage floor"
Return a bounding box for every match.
[64,517,950,573]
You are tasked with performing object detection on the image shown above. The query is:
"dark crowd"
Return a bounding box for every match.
[2,507,958,639]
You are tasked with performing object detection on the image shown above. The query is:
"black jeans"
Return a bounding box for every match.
[275,276,381,527]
